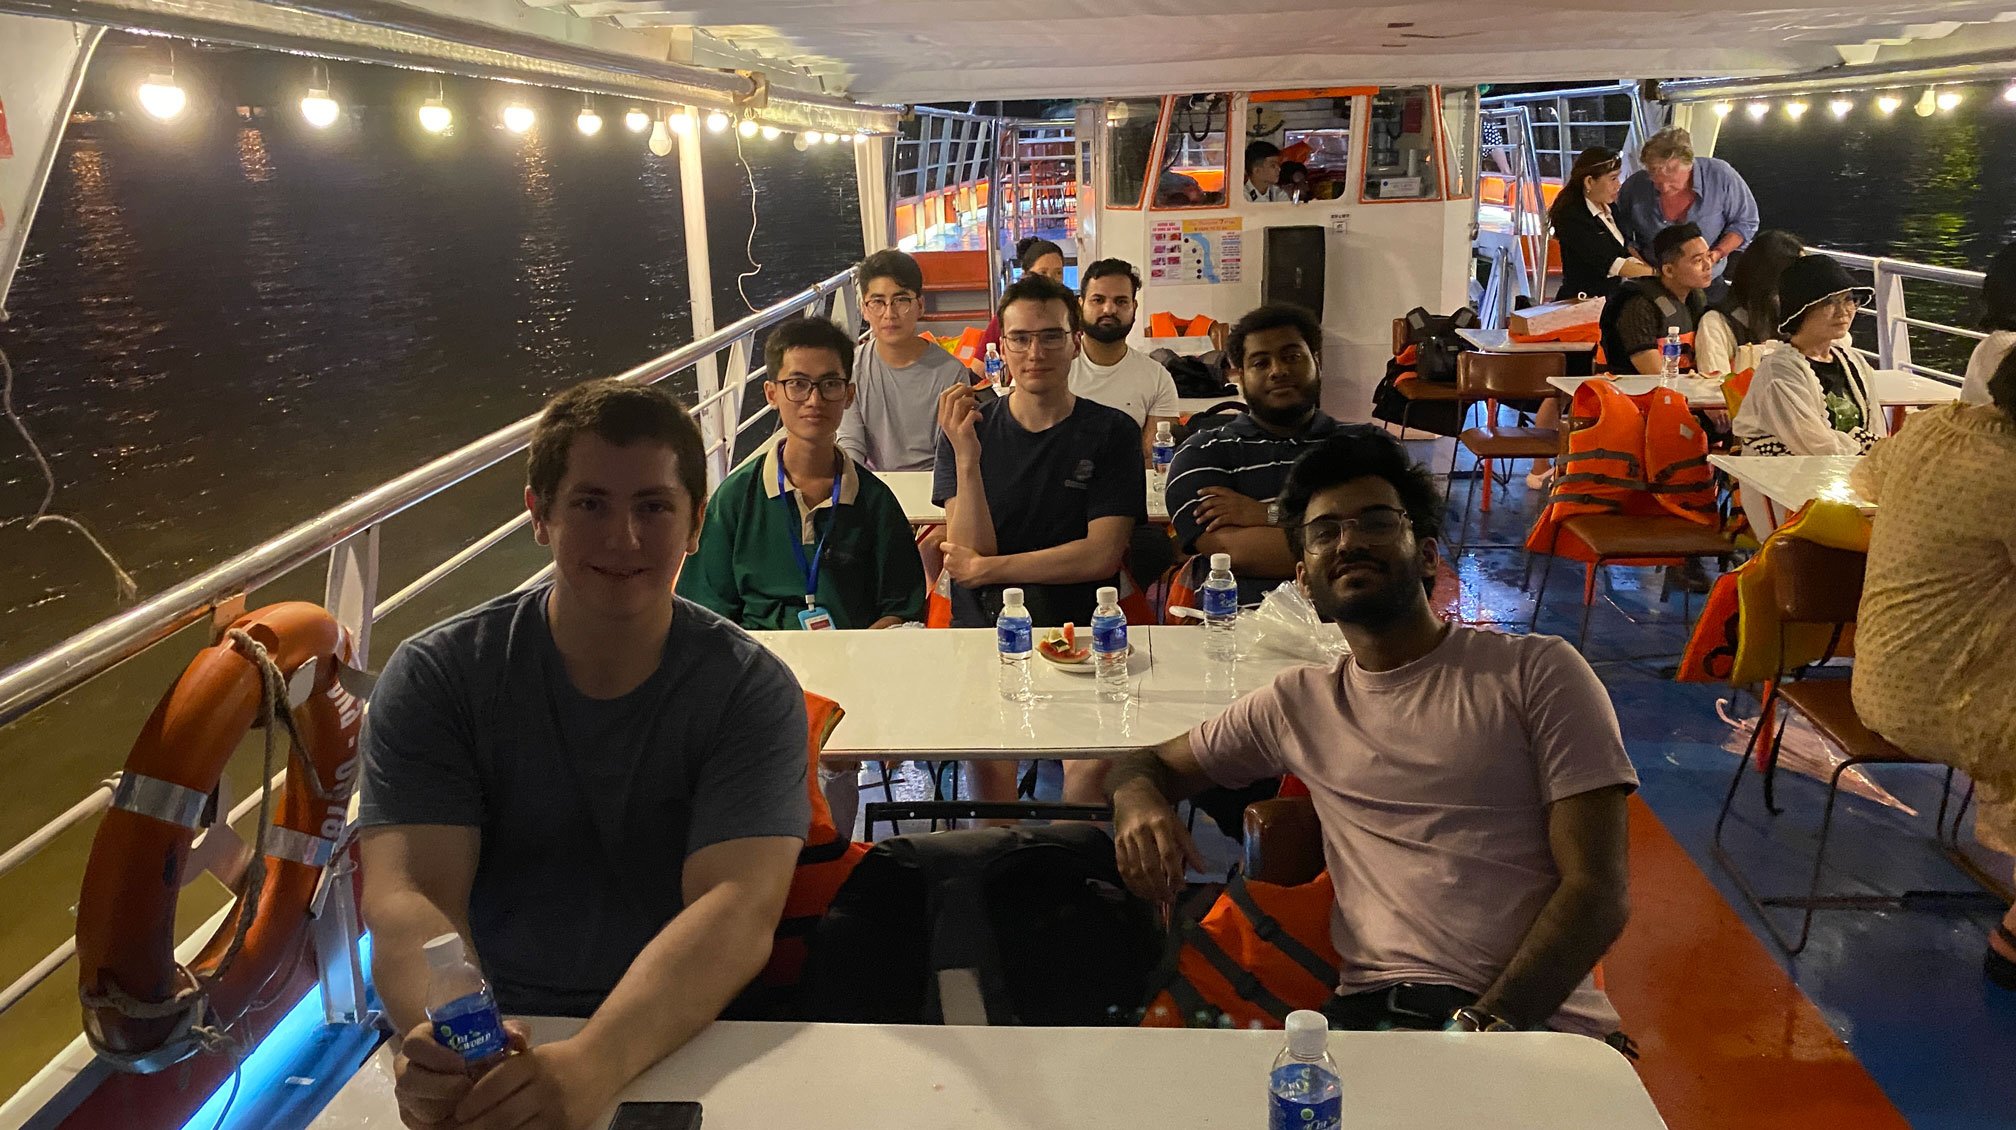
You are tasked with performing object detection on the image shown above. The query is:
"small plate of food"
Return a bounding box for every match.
[1036,623,1130,673]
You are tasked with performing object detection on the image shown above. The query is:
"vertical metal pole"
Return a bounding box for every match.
[985,118,1004,310]
[1875,260,1911,372]
[0,21,104,319]
[677,106,721,460]
[855,133,894,255]
[322,526,381,668]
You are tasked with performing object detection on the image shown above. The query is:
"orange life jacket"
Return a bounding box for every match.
[1140,871,1338,1030]
[762,691,869,988]
[1525,379,1716,563]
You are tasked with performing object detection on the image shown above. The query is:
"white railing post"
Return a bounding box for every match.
[678,105,721,472]
[311,852,370,1026]
[1873,259,1912,373]
[323,525,381,668]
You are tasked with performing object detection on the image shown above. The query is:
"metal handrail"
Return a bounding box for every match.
[0,267,854,730]
[1813,247,1983,382]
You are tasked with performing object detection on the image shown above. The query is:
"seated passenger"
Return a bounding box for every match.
[1694,229,1803,376]
[1166,304,1356,603]
[1110,431,1636,1039]
[837,249,973,472]
[1597,222,1713,375]
[1244,140,1290,203]
[1070,258,1180,461]
[1961,242,2016,406]
[360,380,809,1128]
[1731,254,1884,456]
[934,274,1146,803]
[979,238,1068,359]
[680,315,927,837]
[1851,351,2016,991]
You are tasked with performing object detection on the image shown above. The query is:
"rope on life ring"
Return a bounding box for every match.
[76,603,364,1074]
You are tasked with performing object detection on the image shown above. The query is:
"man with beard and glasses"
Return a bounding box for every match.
[1070,258,1180,463]
[1108,431,1638,1043]
[1165,303,1364,604]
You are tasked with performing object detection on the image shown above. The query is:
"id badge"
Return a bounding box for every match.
[797,605,835,631]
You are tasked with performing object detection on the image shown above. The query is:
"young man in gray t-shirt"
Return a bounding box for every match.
[837,248,975,472]
[358,380,809,1130]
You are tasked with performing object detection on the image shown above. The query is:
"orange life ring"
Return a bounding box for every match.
[76,602,365,1070]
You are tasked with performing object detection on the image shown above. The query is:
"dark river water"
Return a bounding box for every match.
[1,42,2013,1091]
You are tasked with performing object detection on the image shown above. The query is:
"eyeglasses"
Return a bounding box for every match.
[1297,507,1409,549]
[862,294,918,315]
[770,376,851,403]
[1818,293,1861,314]
[1001,329,1075,354]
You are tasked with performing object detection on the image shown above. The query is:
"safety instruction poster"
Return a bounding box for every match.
[1149,217,1242,284]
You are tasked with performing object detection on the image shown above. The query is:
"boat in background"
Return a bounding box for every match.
[1,2,2013,1127]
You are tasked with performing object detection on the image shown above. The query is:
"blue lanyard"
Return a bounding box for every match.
[778,456,843,609]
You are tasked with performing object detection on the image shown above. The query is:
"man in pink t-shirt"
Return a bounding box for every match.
[1109,431,1637,1040]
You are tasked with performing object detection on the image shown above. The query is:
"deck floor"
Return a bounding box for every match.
[862,437,2016,1130]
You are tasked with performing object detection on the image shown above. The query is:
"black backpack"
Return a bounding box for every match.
[1404,305,1480,382]
[1171,399,1249,446]
[1368,306,1480,436]
[1155,349,1239,400]
[799,825,1162,1026]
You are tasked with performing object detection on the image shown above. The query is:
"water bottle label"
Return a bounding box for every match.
[1270,1065,1341,1130]
[1092,617,1128,655]
[1152,444,1174,468]
[998,621,1032,653]
[432,994,508,1063]
[1201,585,1238,617]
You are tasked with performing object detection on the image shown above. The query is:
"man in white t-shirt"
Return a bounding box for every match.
[1069,258,1179,464]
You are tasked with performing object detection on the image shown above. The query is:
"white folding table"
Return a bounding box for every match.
[312,1019,1668,1130]
[1457,327,1599,354]
[1707,453,1872,533]
[754,626,1313,762]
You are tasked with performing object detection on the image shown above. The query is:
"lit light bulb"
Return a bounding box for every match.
[761,124,781,140]
[1712,102,1733,117]
[669,111,693,136]
[705,110,730,133]
[792,132,811,152]
[300,90,340,129]
[1744,101,1769,120]
[1935,88,1962,112]
[1914,88,1937,117]
[1784,100,1807,120]
[419,98,452,133]
[577,108,603,136]
[503,103,535,134]
[138,73,186,121]
[804,130,822,146]
[738,118,758,138]
[625,108,650,132]
[1828,98,1853,119]
[845,132,861,143]
[2004,82,2016,105]
[821,131,839,144]
[1876,93,1902,115]
[648,117,674,156]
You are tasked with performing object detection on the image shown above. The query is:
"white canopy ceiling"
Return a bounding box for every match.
[515,0,2016,102]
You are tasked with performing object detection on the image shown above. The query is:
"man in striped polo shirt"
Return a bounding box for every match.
[1166,304,1369,605]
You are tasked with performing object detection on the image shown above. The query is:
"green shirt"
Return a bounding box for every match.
[678,437,926,631]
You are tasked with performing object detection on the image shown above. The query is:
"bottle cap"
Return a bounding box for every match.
[1002,587,1025,606]
[1096,585,1119,605]
[1210,553,1231,571]
[1286,1009,1328,1056]
[1156,420,1173,435]
[423,933,466,969]
[1667,324,1681,333]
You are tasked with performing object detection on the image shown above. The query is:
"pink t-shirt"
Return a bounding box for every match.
[1191,625,1638,1037]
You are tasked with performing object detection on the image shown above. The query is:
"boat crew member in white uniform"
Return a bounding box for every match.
[358,381,810,1130]
[1069,258,1180,463]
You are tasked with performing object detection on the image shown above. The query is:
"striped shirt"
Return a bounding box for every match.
[1167,411,1355,602]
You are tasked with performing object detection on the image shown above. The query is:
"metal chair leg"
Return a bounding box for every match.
[1713,681,1780,847]
[1576,561,1599,650]
[1528,548,1557,633]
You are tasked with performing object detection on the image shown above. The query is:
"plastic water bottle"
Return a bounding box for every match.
[1201,552,1239,661]
[423,933,509,1072]
[1660,325,1683,384]
[983,342,1004,387]
[996,588,1033,702]
[1269,1010,1342,1130]
[1150,421,1176,494]
[1091,585,1129,702]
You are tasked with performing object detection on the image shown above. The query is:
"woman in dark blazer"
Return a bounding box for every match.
[1548,146,1654,301]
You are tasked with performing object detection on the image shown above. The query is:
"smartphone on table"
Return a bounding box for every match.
[607,1100,702,1130]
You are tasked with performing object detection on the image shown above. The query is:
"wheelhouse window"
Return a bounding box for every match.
[1439,87,1479,198]
[1104,98,1161,209]
[1361,86,1443,202]
[1152,94,1229,209]
[1247,92,1357,204]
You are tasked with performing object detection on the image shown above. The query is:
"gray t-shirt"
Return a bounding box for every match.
[836,341,973,472]
[357,586,810,1017]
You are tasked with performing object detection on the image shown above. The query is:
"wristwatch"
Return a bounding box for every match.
[1448,1006,1518,1033]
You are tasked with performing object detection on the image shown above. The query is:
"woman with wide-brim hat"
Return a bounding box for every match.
[1731,254,1885,457]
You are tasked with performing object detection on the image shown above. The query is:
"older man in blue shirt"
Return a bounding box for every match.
[1616,127,1759,281]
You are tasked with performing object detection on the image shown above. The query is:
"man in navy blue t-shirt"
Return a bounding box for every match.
[932,274,1146,629]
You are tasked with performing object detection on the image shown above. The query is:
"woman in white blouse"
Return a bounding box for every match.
[1732,254,1885,456]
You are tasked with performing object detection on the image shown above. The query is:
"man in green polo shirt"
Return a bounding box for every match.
[680,314,926,833]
